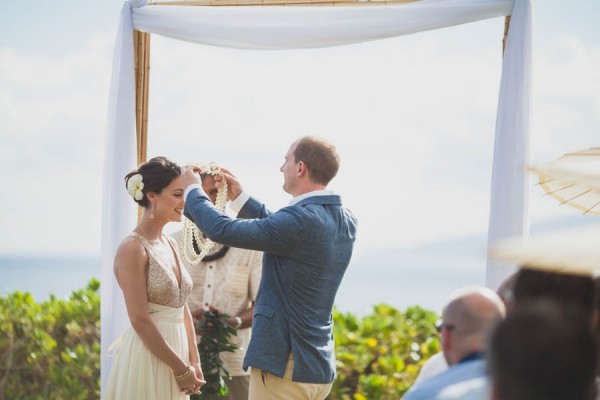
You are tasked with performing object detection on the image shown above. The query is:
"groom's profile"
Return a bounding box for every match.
[180,136,357,400]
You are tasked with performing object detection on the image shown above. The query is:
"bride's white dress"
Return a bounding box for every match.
[105,233,194,400]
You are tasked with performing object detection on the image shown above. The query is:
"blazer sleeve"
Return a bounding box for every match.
[184,188,303,256]
[238,196,272,220]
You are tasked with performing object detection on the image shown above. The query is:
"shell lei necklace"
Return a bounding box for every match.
[182,163,228,265]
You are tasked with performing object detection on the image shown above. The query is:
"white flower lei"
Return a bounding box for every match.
[127,174,144,201]
[182,162,229,265]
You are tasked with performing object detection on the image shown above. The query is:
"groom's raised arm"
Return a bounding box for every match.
[180,167,297,255]
[184,186,301,256]
[234,194,273,220]
[180,166,272,219]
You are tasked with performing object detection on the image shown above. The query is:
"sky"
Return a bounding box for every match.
[0,1,599,264]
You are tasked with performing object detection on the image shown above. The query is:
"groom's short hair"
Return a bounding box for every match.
[294,136,340,186]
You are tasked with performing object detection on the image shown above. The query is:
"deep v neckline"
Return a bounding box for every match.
[165,236,184,289]
[134,233,184,289]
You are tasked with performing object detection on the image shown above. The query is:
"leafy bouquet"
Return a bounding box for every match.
[192,309,238,400]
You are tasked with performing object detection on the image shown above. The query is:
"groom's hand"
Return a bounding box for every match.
[180,165,202,189]
[215,167,243,201]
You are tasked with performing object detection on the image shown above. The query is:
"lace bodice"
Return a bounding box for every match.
[131,232,193,308]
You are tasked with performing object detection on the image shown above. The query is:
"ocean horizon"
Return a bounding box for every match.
[2,216,591,315]
[0,255,101,302]
[0,245,484,316]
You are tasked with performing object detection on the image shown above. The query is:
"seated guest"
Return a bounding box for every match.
[403,287,505,400]
[593,277,600,400]
[412,274,517,388]
[512,266,595,323]
[437,265,597,399]
[412,352,448,386]
[488,302,597,400]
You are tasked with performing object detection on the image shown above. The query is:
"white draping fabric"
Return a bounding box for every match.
[486,0,532,290]
[132,0,512,50]
[100,3,137,395]
[101,0,531,395]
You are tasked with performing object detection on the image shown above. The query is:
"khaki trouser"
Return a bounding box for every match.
[248,356,332,400]
[223,375,250,400]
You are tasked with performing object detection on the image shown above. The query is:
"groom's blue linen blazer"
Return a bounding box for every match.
[184,189,357,384]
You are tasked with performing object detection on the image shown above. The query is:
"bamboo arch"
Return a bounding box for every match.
[133,1,511,166]
[104,2,528,395]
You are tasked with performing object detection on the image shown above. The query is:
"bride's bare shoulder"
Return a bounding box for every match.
[118,235,146,253]
[115,236,148,273]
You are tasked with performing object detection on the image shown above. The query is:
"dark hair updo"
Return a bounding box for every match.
[124,156,181,208]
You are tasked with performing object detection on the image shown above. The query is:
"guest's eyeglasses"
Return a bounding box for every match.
[435,320,456,333]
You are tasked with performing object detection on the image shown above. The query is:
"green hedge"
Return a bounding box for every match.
[0,281,438,399]
[329,304,440,399]
[0,279,100,400]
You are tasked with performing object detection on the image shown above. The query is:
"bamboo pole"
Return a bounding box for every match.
[134,30,151,222]
[502,16,510,56]
[134,30,151,166]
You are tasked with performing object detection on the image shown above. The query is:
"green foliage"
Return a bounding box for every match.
[0,279,100,400]
[192,310,238,400]
[328,304,440,400]
[0,281,437,400]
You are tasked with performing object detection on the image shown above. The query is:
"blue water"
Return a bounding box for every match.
[0,248,481,315]
[1,216,593,314]
[0,255,100,302]
[336,243,486,316]
[335,216,598,315]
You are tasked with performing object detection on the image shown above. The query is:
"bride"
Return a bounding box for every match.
[105,156,205,399]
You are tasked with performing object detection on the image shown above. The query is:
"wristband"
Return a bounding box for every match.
[174,365,192,381]
[234,316,243,329]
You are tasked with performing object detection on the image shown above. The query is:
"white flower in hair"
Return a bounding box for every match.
[127,174,144,201]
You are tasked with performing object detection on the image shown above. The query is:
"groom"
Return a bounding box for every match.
[180,136,357,400]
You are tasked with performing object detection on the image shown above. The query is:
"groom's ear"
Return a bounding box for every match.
[297,161,307,176]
